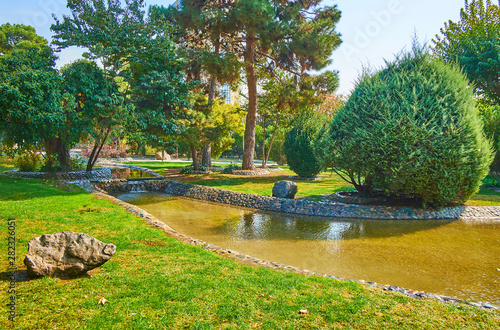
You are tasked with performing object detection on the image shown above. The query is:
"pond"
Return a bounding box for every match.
[117,191,500,305]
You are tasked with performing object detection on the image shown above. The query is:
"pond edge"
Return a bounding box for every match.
[73,178,499,311]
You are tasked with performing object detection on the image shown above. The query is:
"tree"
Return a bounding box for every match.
[231,0,342,170]
[158,0,241,166]
[284,115,324,178]
[61,59,121,170]
[177,93,244,169]
[317,44,493,207]
[433,0,500,103]
[0,23,47,54]
[0,45,67,169]
[52,0,190,170]
[433,0,500,174]
[258,68,339,167]
[164,0,341,170]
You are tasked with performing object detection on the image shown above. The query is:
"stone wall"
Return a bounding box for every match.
[93,179,500,221]
[7,168,112,180]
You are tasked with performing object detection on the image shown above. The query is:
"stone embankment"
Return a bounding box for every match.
[94,178,500,221]
[7,168,112,180]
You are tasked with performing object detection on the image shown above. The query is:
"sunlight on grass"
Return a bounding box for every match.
[0,176,498,328]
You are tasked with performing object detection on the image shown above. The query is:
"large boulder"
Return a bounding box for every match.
[155,152,171,161]
[24,232,116,278]
[272,180,298,199]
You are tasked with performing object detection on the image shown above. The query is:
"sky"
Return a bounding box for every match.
[0,0,464,95]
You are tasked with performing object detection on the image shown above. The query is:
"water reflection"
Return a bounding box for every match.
[218,212,453,241]
[111,168,155,179]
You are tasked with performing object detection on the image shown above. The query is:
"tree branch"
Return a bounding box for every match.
[254,50,302,76]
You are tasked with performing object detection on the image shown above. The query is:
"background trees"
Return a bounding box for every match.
[0,46,65,167]
[51,0,190,170]
[433,0,500,174]
[162,0,342,169]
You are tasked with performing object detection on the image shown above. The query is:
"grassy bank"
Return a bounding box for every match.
[1,176,499,329]
[127,161,500,206]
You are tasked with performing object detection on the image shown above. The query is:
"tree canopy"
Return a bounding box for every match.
[162,0,342,169]
[51,0,191,170]
[0,23,47,54]
[433,0,500,104]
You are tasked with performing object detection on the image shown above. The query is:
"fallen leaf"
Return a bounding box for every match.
[98,297,108,306]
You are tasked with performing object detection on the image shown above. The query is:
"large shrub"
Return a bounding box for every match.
[284,117,323,178]
[317,45,493,207]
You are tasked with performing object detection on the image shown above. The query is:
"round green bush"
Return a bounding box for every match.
[317,45,493,207]
[284,118,322,178]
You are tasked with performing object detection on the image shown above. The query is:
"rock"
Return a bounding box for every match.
[24,231,116,278]
[272,180,298,199]
[155,152,171,161]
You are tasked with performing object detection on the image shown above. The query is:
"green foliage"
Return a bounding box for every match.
[433,0,500,104]
[318,44,493,207]
[0,45,63,151]
[268,129,287,165]
[179,163,210,174]
[0,23,47,54]
[478,102,500,180]
[221,163,242,174]
[284,117,323,178]
[14,152,42,172]
[52,0,190,170]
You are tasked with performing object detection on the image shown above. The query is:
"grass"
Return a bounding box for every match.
[0,175,499,329]
[0,155,14,171]
[126,161,500,206]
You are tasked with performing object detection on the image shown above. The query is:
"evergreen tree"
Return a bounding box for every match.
[160,0,342,170]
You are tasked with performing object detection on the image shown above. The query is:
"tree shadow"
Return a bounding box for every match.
[0,269,92,282]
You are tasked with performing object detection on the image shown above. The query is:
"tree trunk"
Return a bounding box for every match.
[190,145,199,170]
[261,117,267,168]
[242,34,257,170]
[86,128,111,171]
[57,141,71,170]
[264,123,279,167]
[202,35,220,167]
[43,138,58,170]
[86,144,99,172]
[202,145,212,167]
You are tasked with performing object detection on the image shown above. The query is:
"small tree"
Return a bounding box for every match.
[317,44,493,207]
[284,116,324,178]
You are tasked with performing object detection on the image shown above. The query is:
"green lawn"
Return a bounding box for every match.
[127,161,500,206]
[0,155,14,171]
[0,175,498,329]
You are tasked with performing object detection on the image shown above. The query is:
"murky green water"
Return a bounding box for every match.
[111,168,155,179]
[118,192,500,304]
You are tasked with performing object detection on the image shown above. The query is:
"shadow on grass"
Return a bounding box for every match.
[0,176,87,202]
[0,269,92,282]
